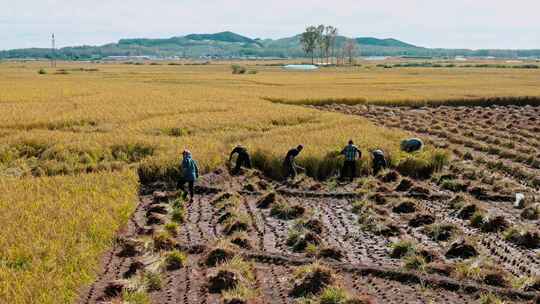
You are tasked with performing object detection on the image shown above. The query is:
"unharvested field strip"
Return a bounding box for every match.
[265,95,540,108]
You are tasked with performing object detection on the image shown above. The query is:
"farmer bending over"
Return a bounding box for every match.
[180,149,199,202]
[284,145,304,180]
[341,140,361,181]
[229,145,252,174]
[401,138,424,153]
[372,149,388,175]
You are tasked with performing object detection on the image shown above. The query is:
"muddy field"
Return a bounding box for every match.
[78,105,540,304]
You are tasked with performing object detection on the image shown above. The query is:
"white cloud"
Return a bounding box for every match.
[1,0,539,49]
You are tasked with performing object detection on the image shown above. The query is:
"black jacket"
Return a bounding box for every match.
[284,148,300,165]
[230,146,249,160]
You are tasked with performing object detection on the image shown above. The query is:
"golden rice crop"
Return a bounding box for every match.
[3,61,535,180]
[0,170,138,303]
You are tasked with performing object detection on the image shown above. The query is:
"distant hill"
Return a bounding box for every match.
[184,31,261,45]
[1,31,539,60]
[356,37,417,48]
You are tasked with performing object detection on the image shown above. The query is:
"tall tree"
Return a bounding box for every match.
[344,39,357,65]
[302,24,338,64]
[300,26,319,64]
[316,24,326,64]
[325,26,338,65]
[322,26,332,64]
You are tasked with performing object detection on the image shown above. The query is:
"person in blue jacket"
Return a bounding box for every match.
[180,149,199,202]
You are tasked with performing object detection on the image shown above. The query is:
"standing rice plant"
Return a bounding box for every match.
[0,170,139,303]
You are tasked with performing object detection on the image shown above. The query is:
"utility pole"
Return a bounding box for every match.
[51,33,56,68]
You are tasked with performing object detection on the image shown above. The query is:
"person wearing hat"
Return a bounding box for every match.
[180,149,199,202]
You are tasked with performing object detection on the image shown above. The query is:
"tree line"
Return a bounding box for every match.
[300,25,358,65]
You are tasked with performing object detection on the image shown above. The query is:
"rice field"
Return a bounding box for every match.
[1,60,540,303]
[0,170,138,303]
[2,61,540,180]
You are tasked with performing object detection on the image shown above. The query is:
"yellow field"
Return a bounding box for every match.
[0,62,405,180]
[1,60,539,303]
[0,170,138,304]
[2,61,539,179]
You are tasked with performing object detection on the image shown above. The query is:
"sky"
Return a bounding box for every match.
[2,0,540,50]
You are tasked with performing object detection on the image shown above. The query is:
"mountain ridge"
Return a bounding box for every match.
[1,31,539,59]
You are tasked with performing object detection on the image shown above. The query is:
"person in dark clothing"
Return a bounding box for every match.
[340,140,361,181]
[372,149,388,175]
[180,150,199,202]
[401,138,424,153]
[284,145,304,180]
[229,145,252,174]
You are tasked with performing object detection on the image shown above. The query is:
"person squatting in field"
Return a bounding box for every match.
[229,145,252,174]
[372,149,388,175]
[180,149,199,202]
[401,138,424,153]
[341,140,361,181]
[284,145,304,180]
